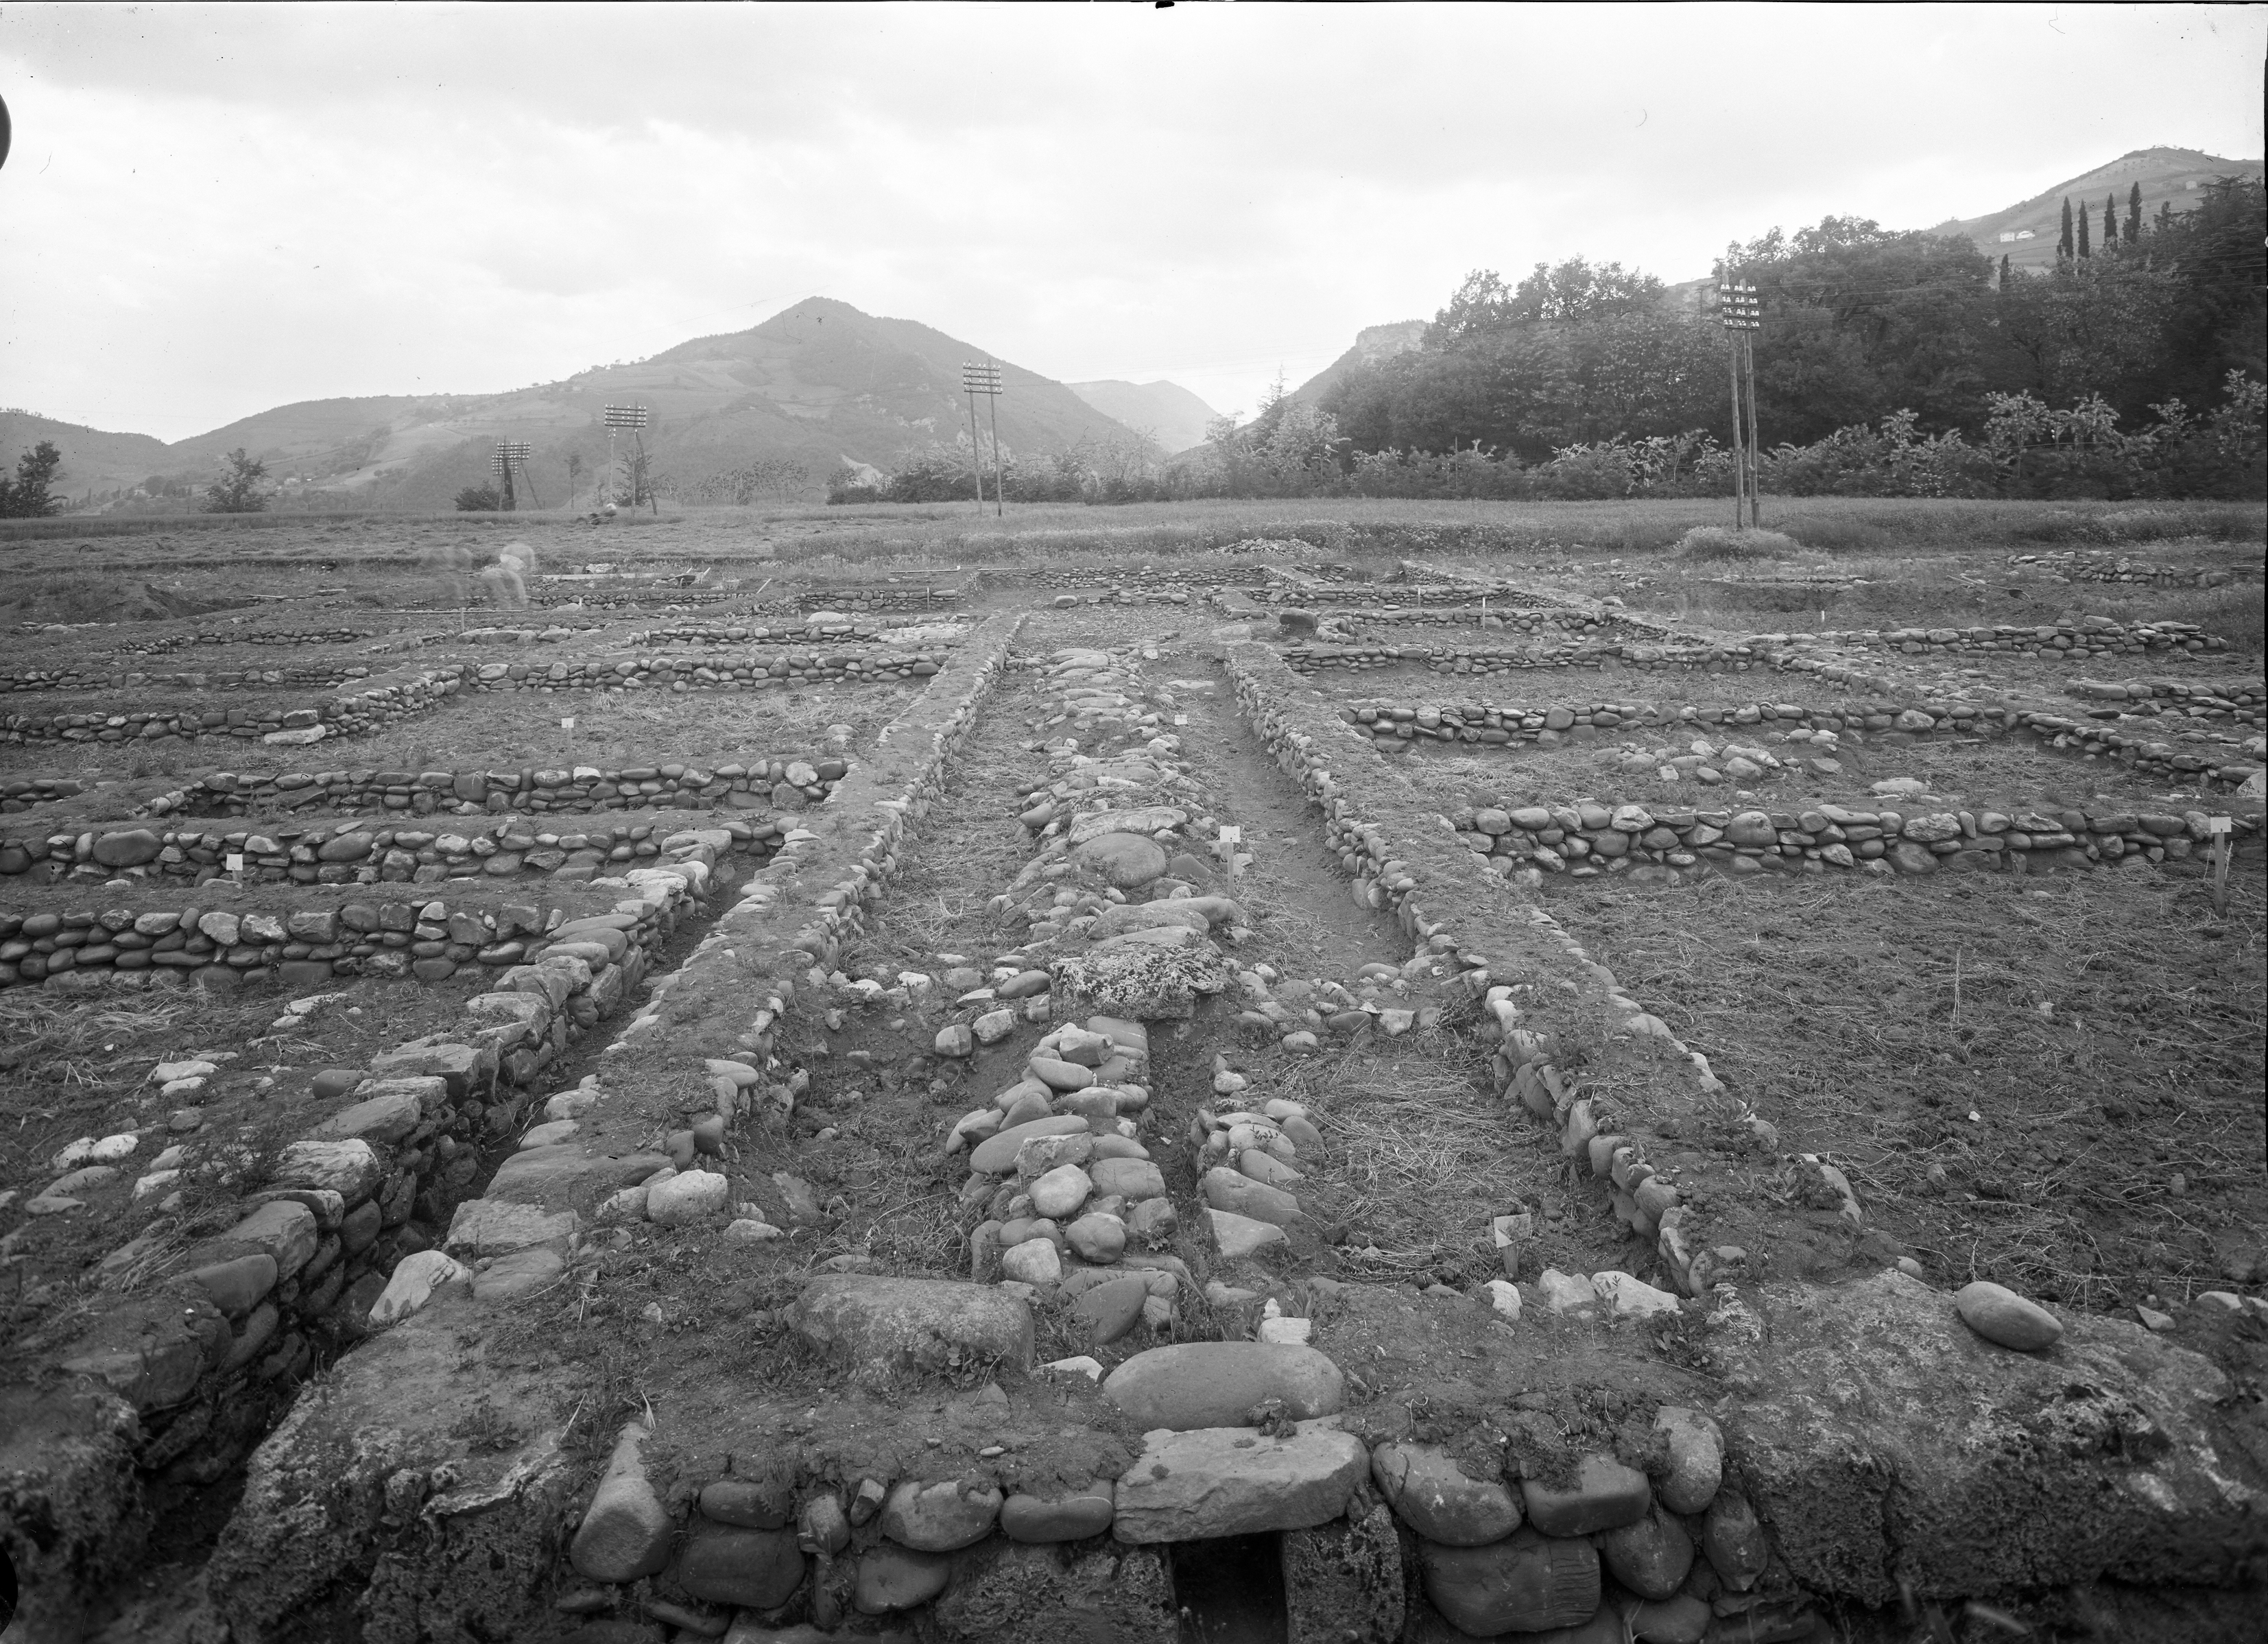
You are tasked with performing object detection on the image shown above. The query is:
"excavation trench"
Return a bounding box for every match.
[15,607,2262,1644]
[34,837,757,1643]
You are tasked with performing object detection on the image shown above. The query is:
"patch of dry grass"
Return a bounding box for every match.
[1269,1038,1633,1289]
[1558,866,2267,1307]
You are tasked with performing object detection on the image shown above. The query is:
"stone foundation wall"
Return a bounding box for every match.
[3,662,376,695]
[1764,616,2227,659]
[1339,694,2267,787]
[792,584,969,612]
[626,619,918,645]
[0,853,742,990]
[163,615,1028,1643]
[3,814,790,891]
[133,756,846,821]
[1,776,91,811]
[460,648,944,691]
[2008,551,2253,587]
[1,667,462,747]
[1284,640,1758,676]
[0,852,718,1639]
[1447,797,2261,881]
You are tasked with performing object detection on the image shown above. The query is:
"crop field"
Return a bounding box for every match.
[2,496,2263,1644]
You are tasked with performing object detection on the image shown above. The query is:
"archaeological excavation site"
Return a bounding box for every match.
[1,510,2262,1644]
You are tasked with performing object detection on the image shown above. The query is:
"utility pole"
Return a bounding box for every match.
[603,404,652,514]
[960,361,1003,517]
[497,441,534,510]
[1717,279,1762,528]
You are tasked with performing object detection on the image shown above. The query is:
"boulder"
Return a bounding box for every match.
[1954,1280,2064,1351]
[880,1478,1003,1551]
[793,1276,1033,1379]
[571,1424,672,1582]
[1371,1442,1521,1547]
[1069,832,1169,890]
[1101,1340,1343,1431]
[999,1484,1115,1543]
[1420,1528,1599,1638]
[1519,1454,1653,1537]
[1652,1407,1723,1514]
[1706,1268,2261,1605]
[1111,1422,1368,1542]
[91,829,164,868]
[673,1525,805,1608]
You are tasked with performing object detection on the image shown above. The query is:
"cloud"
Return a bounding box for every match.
[1,2,2260,440]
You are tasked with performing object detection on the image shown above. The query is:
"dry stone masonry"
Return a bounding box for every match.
[2,572,2261,1644]
[2,813,793,893]
[1343,691,2267,791]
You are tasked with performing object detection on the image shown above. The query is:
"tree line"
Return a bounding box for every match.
[1297,177,2263,498]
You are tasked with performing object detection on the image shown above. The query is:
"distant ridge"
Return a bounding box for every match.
[1067,379,1219,454]
[1928,145,2260,272]
[20,298,1153,510]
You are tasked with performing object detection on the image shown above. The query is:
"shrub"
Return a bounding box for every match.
[454,485,502,512]
[1677,525,1800,560]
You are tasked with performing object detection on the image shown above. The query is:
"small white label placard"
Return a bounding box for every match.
[2208,816,2232,835]
[225,853,246,874]
[561,717,577,730]
[1217,826,1241,845]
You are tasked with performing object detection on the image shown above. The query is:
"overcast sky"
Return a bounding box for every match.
[3,3,2262,443]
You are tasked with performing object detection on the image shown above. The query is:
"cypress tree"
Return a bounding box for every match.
[2127,182,2142,242]
[2000,253,2012,288]
[2077,199,2090,258]
[2058,197,2074,259]
[2105,193,2120,250]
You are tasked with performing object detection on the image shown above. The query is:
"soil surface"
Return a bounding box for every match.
[1560,868,2268,1309]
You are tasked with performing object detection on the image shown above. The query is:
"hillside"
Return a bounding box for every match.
[1929,146,2261,272]
[1286,147,2265,437]
[1180,321,1429,453]
[36,298,1151,512]
[0,410,174,503]
[1285,322,1427,409]
[1067,380,1219,453]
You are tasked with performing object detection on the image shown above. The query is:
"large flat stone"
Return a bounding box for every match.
[1704,1269,2268,1605]
[487,1144,669,1203]
[1067,807,1186,846]
[792,1276,1033,1381]
[1111,1422,1368,1542]
[444,1198,575,1256]
[1049,944,1232,1021]
[268,1139,386,1204]
[970,1115,1090,1176]
[1102,1341,1343,1431]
